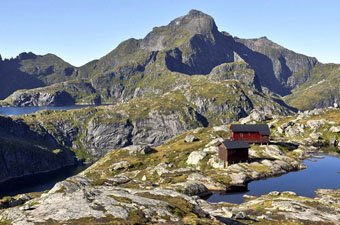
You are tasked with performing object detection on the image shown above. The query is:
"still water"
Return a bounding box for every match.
[0,105,92,116]
[207,155,340,204]
[0,164,89,197]
[0,106,93,197]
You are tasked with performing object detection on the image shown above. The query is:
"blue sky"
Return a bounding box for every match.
[0,0,339,66]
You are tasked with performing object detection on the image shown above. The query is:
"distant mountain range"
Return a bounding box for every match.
[0,9,338,110]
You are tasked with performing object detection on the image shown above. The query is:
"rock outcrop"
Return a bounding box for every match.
[9,90,75,106]
[0,116,76,183]
[272,108,340,148]
[1,81,100,106]
[0,177,211,224]
[186,151,207,165]
[201,190,340,224]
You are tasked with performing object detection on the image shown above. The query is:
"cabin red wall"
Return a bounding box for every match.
[232,132,269,143]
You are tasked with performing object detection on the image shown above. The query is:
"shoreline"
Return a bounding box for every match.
[204,151,340,204]
[0,162,88,198]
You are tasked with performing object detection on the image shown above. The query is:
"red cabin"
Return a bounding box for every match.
[230,124,270,144]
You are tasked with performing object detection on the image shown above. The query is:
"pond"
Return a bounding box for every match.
[0,105,95,197]
[0,164,89,197]
[207,154,340,204]
[0,105,93,116]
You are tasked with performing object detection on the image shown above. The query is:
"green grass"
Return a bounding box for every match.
[82,127,231,187]
[285,64,340,110]
[0,220,12,225]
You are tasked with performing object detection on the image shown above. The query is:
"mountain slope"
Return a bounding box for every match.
[78,10,319,95]
[17,76,290,160]
[284,63,340,110]
[0,115,76,183]
[1,10,338,111]
[0,52,78,99]
[234,36,319,95]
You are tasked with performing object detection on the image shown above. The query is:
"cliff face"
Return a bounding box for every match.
[235,37,318,95]
[19,77,291,161]
[235,37,319,96]
[20,99,208,160]
[2,82,101,107]
[0,116,77,183]
[9,90,75,107]
[284,64,340,110]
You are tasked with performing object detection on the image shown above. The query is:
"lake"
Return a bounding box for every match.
[0,105,94,197]
[0,164,89,197]
[0,105,92,116]
[207,154,340,204]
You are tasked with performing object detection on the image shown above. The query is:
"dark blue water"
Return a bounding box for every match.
[0,105,92,116]
[0,105,94,197]
[207,155,340,204]
[0,164,89,197]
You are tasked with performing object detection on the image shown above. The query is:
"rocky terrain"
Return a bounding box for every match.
[202,189,340,224]
[1,10,338,109]
[0,108,339,224]
[284,63,340,110]
[269,108,340,149]
[13,77,290,160]
[2,81,101,107]
[0,116,76,183]
[0,74,291,183]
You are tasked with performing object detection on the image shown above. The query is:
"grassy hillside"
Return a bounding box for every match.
[284,64,340,110]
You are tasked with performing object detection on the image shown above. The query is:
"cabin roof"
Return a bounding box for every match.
[221,140,249,150]
[230,124,270,135]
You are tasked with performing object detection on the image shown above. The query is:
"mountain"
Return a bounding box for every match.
[0,10,338,110]
[284,63,340,110]
[234,36,319,95]
[74,9,320,98]
[0,52,78,100]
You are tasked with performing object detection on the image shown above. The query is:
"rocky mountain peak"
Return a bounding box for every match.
[140,10,219,51]
[16,52,37,61]
[253,36,283,49]
[170,9,218,36]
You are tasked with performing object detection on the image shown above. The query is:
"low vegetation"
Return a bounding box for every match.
[285,64,340,110]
